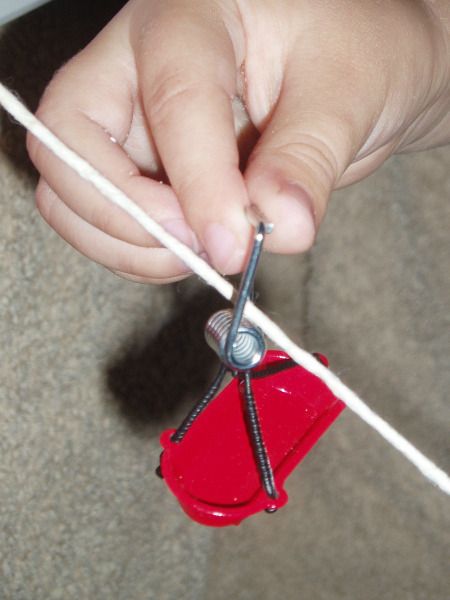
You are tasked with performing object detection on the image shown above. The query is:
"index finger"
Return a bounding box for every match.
[136,0,251,273]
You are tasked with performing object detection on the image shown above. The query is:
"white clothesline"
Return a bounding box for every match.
[1,81,449,496]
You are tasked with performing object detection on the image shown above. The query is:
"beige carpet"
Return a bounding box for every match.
[1,2,449,599]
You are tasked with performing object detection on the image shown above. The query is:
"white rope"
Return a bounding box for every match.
[1,82,449,496]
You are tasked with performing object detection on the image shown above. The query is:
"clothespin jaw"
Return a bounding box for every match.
[159,350,344,526]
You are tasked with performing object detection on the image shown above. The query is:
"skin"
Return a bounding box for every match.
[26,0,450,283]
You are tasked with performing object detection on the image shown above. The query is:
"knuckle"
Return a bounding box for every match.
[25,111,49,168]
[35,181,57,225]
[147,73,197,126]
[175,165,211,199]
[147,73,217,129]
[26,105,65,168]
[90,203,119,236]
[271,134,339,185]
[25,129,40,166]
[118,249,151,278]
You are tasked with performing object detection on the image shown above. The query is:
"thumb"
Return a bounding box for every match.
[244,62,374,254]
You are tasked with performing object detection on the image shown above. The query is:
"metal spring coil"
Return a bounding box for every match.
[204,309,266,371]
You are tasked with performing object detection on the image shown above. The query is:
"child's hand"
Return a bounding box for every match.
[27,0,450,283]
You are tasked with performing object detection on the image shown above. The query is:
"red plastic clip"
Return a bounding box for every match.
[159,350,344,526]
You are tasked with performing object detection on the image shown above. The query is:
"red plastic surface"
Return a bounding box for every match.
[159,350,344,526]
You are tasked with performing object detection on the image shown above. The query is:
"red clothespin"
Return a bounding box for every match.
[157,208,344,526]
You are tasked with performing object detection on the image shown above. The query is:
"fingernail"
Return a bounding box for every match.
[160,218,202,253]
[203,222,240,273]
[271,182,317,250]
[278,182,317,228]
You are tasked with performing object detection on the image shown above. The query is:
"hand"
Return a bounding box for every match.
[27,0,450,283]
